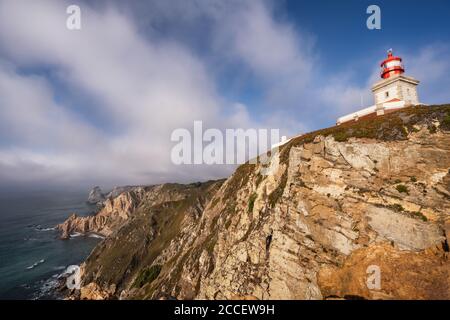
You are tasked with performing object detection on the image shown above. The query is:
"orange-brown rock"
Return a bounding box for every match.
[80,282,111,300]
[318,244,449,299]
[57,188,145,239]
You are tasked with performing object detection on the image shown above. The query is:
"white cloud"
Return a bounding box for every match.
[216,2,313,80]
[403,44,450,104]
[0,0,448,189]
[318,70,377,116]
[0,0,240,188]
[0,0,316,188]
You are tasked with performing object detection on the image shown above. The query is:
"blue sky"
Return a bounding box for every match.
[0,0,449,189]
[285,0,450,70]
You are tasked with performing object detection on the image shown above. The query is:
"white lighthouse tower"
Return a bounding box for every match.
[337,49,420,125]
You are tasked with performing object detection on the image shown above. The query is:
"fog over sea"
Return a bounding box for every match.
[0,189,101,299]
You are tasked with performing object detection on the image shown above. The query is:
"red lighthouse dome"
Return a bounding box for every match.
[380,49,404,79]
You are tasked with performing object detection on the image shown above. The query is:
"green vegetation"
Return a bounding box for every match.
[410,176,417,182]
[384,204,427,221]
[255,173,263,187]
[224,217,232,229]
[333,131,348,142]
[205,234,218,254]
[248,192,257,212]
[442,112,450,130]
[396,184,409,194]
[428,125,437,133]
[388,204,404,212]
[277,105,450,166]
[133,264,162,288]
[224,163,255,199]
[408,211,428,222]
[268,171,287,208]
[210,196,220,208]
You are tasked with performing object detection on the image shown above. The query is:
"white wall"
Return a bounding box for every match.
[399,81,419,105]
[373,78,419,105]
[374,81,399,104]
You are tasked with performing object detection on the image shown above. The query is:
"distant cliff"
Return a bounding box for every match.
[87,186,106,204]
[61,105,450,300]
[57,187,145,239]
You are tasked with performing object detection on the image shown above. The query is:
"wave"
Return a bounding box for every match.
[88,233,105,239]
[31,225,56,232]
[69,232,82,238]
[37,227,56,232]
[32,275,62,300]
[31,265,74,299]
[26,259,45,270]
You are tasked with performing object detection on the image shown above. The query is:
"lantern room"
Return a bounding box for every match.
[380,49,405,79]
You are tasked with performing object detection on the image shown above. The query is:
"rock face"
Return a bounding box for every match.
[87,186,106,204]
[57,188,146,239]
[105,186,137,199]
[70,105,450,300]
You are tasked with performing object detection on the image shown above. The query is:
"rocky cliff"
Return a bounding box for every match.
[63,105,450,300]
[57,187,147,239]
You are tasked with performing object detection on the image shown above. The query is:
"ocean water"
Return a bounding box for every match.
[0,190,101,299]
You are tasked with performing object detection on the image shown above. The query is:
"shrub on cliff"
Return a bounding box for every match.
[441,112,450,130]
[248,193,257,212]
[133,264,162,288]
[396,184,409,194]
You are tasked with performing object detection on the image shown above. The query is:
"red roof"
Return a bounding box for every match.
[385,98,401,103]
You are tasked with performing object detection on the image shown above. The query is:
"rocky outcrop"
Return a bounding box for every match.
[87,186,106,204]
[57,188,146,239]
[105,186,138,199]
[80,283,111,300]
[70,105,450,300]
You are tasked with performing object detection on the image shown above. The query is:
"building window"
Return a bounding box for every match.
[407,88,410,95]
[385,91,389,98]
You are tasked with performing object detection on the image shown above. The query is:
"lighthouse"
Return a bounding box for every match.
[337,49,420,125]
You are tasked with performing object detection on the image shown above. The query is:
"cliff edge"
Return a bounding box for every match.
[61,105,450,300]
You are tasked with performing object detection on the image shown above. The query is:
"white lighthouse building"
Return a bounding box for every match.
[337,49,420,125]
